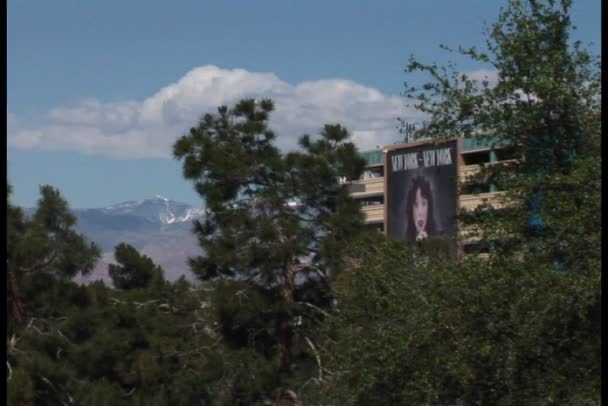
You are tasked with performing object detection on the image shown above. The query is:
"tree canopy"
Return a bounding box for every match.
[109,243,164,290]
[5,1,599,404]
[173,97,368,396]
[312,0,601,404]
[7,185,100,330]
[402,0,600,265]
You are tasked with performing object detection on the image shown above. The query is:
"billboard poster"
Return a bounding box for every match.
[385,139,458,252]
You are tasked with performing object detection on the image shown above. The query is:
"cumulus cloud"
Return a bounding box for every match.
[8,66,425,158]
[466,69,543,102]
[466,69,499,88]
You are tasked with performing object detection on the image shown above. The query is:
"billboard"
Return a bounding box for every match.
[385,139,458,250]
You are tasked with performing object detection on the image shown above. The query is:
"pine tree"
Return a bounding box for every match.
[7,183,27,326]
[7,184,101,329]
[109,243,164,290]
[173,98,366,378]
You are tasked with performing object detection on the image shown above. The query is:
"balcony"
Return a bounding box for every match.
[349,177,384,199]
[361,204,384,224]
[460,165,481,181]
[459,159,519,181]
[459,191,509,211]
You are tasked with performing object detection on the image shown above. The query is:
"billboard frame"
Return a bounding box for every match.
[382,137,462,253]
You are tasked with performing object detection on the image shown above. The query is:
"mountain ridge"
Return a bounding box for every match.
[25,195,206,284]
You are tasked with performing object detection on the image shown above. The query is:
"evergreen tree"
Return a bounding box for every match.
[173,99,366,389]
[7,185,100,329]
[7,183,27,326]
[109,243,164,290]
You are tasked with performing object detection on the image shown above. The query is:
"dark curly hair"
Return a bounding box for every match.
[405,176,437,241]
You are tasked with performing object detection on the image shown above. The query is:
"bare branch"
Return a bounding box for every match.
[56,329,72,344]
[295,301,331,318]
[304,336,323,382]
[40,375,58,391]
[20,251,59,274]
[158,303,177,312]
[134,299,160,308]
[7,334,21,354]
[163,345,216,358]
[122,387,136,397]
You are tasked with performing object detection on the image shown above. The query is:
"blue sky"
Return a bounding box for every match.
[8,0,601,208]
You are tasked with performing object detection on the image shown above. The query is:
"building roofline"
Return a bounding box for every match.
[383,137,460,153]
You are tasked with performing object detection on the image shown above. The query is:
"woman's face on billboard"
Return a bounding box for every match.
[413,187,428,233]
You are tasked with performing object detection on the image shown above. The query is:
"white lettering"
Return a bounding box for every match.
[436,148,453,166]
[391,154,403,171]
[404,153,419,170]
[423,150,435,167]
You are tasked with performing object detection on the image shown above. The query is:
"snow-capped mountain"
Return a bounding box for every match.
[67,196,207,284]
[101,195,206,225]
[25,196,207,284]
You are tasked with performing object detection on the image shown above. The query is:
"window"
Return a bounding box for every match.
[461,181,492,195]
[360,166,384,180]
[494,147,519,161]
[366,223,384,233]
[462,150,491,166]
[358,195,384,206]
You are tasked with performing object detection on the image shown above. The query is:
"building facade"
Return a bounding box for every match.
[349,137,517,255]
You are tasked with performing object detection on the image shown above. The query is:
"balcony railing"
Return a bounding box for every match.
[349,178,384,198]
[360,204,384,223]
[459,191,509,211]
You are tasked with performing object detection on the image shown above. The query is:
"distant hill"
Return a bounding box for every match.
[27,195,206,284]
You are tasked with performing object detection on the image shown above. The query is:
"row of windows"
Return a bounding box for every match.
[354,146,518,256]
[460,181,495,195]
[462,146,519,165]
[358,195,384,206]
[360,166,384,180]
[352,183,499,202]
[352,179,500,196]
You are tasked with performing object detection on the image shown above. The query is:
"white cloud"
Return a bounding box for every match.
[466,68,543,102]
[466,69,499,88]
[8,65,425,158]
[465,69,542,102]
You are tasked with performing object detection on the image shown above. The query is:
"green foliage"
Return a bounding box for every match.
[109,243,164,290]
[173,97,368,397]
[9,185,101,281]
[313,235,600,405]
[7,182,311,404]
[6,2,599,404]
[7,185,237,404]
[403,0,600,264]
[312,0,600,404]
[7,184,100,331]
[174,99,366,283]
[7,274,230,404]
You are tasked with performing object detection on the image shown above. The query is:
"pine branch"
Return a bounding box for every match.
[295,301,331,318]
